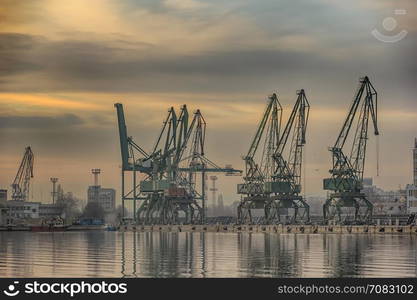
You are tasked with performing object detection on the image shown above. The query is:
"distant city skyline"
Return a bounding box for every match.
[0,0,416,207]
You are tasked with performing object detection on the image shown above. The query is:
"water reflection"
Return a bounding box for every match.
[0,232,415,277]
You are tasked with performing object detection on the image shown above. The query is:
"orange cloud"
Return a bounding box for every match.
[0,93,102,111]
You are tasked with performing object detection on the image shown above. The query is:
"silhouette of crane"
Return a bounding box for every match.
[11,146,34,202]
[323,76,379,224]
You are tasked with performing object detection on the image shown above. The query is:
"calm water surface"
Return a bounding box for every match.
[0,232,416,278]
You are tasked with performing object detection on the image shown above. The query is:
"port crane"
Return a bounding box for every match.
[11,146,34,201]
[237,93,283,224]
[271,89,310,224]
[323,76,379,224]
[136,105,206,224]
[115,103,241,225]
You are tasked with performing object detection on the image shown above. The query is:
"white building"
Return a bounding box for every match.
[0,200,64,225]
[87,186,116,213]
[3,201,40,225]
[39,203,64,219]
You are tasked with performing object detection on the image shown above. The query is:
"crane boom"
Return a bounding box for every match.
[114,103,149,172]
[243,93,282,183]
[245,93,282,162]
[326,76,378,191]
[289,90,310,189]
[273,89,310,194]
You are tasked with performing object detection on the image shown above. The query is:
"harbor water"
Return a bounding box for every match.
[0,232,416,278]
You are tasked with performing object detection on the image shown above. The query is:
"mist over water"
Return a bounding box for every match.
[0,232,415,278]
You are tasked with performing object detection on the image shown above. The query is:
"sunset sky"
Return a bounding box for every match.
[0,0,416,208]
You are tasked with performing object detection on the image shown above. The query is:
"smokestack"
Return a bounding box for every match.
[92,169,101,187]
[91,169,101,203]
[209,176,218,210]
[50,178,58,204]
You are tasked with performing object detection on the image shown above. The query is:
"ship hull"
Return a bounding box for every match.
[30,225,68,232]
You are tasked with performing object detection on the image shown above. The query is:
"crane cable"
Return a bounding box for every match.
[376,85,381,178]
[376,135,380,177]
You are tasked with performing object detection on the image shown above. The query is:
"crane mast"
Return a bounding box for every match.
[11,146,34,202]
[323,76,379,224]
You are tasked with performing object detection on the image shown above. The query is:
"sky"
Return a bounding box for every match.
[0,0,416,208]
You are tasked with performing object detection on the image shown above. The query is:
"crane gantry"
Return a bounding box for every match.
[11,146,34,202]
[323,76,379,224]
[115,103,241,225]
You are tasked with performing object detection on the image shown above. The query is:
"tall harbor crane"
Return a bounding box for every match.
[237,93,283,224]
[11,146,34,201]
[271,89,310,224]
[323,76,379,224]
[136,105,205,224]
[115,103,241,225]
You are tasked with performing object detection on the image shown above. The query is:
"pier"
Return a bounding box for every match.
[118,224,417,234]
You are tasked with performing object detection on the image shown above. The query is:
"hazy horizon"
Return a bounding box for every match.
[0,0,416,208]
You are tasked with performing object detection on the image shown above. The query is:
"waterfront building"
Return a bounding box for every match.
[39,203,64,219]
[3,201,40,225]
[362,178,406,215]
[0,201,64,225]
[363,185,406,215]
[87,186,116,213]
[0,189,7,202]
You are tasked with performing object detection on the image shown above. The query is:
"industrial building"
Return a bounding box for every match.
[362,179,406,215]
[39,203,64,219]
[1,201,65,225]
[406,138,417,214]
[87,169,116,213]
[407,185,417,213]
[0,190,7,202]
[0,147,65,225]
[414,138,417,186]
[87,187,116,213]
[5,201,40,220]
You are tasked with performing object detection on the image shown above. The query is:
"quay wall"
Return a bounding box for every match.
[118,224,417,234]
